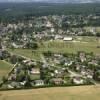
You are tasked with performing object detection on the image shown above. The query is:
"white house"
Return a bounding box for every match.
[20,81,26,86]
[55,35,63,40]
[30,68,40,74]
[51,28,55,33]
[63,37,73,41]
[73,77,84,84]
[35,80,44,86]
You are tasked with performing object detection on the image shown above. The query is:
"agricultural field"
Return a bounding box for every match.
[0,60,13,81]
[0,86,100,100]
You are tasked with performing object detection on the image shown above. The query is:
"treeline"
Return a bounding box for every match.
[0,3,100,22]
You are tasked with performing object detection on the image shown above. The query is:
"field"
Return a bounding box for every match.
[0,86,100,100]
[84,27,100,33]
[8,37,100,60]
[0,60,13,81]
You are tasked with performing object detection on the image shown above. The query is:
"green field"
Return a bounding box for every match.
[83,27,100,33]
[0,60,13,81]
[8,37,100,60]
[8,49,41,61]
[0,86,100,100]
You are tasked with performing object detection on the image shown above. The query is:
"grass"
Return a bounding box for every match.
[83,27,100,32]
[7,37,100,60]
[8,49,41,61]
[39,40,100,54]
[0,86,100,100]
[0,60,13,81]
[30,74,40,80]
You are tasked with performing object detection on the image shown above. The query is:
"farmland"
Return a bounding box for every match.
[0,86,100,100]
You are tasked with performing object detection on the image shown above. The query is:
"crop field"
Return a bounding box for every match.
[0,60,13,81]
[0,86,100,100]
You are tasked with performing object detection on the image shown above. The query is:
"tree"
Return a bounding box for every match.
[25,42,38,49]
[16,70,25,82]
[2,76,7,83]
[96,33,100,37]
[43,51,52,57]
[93,70,100,81]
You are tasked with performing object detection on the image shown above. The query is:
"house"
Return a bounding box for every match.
[55,35,63,40]
[88,60,98,66]
[34,80,44,86]
[51,28,55,33]
[20,81,26,86]
[86,70,94,79]
[12,43,23,48]
[8,84,14,89]
[79,52,86,62]
[42,63,49,68]
[23,59,37,66]
[63,37,73,41]
[50,78,63,85]
[72,77,84,85]
[8,73,17,81]
[64,61,73,66]
[23,59,30,63]
[81,69,86,76]
[30,68,40,74]
[8,82,20,89]
[46,21,52,28]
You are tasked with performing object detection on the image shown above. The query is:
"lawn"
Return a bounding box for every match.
[0,86,100,100]
[8,49,41,61]
[0,60,13,81]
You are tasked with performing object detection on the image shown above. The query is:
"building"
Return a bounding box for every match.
[30,68,40,74]
[63,37,73,41]
[50,78,63,85]
[34,80,44,86]
[73,77,84,84]
[55,35,63,40]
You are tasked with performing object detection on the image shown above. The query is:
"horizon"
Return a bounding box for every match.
[0,0,100,4]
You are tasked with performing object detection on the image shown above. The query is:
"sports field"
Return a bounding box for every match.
[0,86,100,100]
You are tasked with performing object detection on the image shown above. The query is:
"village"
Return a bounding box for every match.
[0,14,100,89]
[0,44,100,89]
[0,14,100,48]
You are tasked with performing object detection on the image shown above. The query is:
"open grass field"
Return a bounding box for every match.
[8,48,41,61]
[8,37,100,60]
[0,86,100,100]
[0,60,13,81]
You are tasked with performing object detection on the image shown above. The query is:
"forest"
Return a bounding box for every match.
[0,3,100,22]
